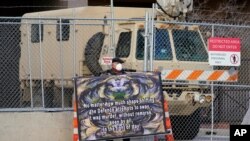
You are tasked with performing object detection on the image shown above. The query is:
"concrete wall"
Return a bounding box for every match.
[0,112,73,141]
[0,111,152,141]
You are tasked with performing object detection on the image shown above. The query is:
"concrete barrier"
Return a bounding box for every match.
[1,111,230,141]
[0,111,73,141]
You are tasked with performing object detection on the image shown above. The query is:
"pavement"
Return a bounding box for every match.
[109,128,230,141]
[242,99,250,124]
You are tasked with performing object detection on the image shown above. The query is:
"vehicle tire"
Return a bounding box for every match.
[170,109,201,140]
[84,32,105,76]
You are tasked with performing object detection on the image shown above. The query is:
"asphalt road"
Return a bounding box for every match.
[193,135,229,141]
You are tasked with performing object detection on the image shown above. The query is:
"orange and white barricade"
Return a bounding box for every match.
[73,101,79,141]
[163,100,174,141]
[161,69,238,82]
[154,100,174,141]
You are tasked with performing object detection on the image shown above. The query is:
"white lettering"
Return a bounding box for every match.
[234,129,241,136]
[241,129,247,136]
[234,129,247,136]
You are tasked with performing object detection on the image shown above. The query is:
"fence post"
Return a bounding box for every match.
[211,24,215,141]
[149,3,155,71]
[72,13,77,105]
[59,18,65,109]
[38,15,45,108]
[73,10,77,78]
[110,0,115,57]
[26,20,34,108]
[144,12,149,72]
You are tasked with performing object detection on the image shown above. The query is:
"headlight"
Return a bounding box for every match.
[205,95,212,103]
[194,93,206,104]
[199,95,206,104]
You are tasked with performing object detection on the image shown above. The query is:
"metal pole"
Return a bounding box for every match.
[153,26,156,70]
[110,0,115,56]
[144,12,149,72]
[211,24,215,141]
[73,10,77,103]
[148,12,152,71]
[59,18,65,109]
[150,4,155,71]
[73,9,76,78]
[26,20,34,108]
[38,16,45,108]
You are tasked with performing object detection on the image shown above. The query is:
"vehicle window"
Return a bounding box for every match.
[136,29,145,59]
[136,28,172,60]
[173,29,208,61]
[31,24,43,43]
[57,19,70,41]
[116,32,131,58]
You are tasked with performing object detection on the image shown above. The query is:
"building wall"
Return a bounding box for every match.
[67,0,88,8]
[88,0,153,7]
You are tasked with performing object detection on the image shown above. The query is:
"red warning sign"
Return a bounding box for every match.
[101,57,113,65]
[208,37,241,66]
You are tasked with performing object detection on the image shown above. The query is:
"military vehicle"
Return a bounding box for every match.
[19,0,213,139]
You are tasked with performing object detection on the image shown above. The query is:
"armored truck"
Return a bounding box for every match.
[20,3,212,140]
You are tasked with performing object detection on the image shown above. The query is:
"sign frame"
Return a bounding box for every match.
[74,72,169,141]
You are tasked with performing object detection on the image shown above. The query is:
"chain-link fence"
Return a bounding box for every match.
[1,16,250,140]
[148,20,250,140]
[0,19,21,108]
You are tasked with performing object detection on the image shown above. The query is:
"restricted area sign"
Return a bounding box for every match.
[101,57,113,65]
[208,37,241,66]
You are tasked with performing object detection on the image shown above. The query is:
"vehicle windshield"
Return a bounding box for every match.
[172,29,208,62]
[136,28,173,60]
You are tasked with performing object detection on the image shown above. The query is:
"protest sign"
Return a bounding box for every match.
[75,72,166,140]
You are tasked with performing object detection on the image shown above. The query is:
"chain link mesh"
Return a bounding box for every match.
[0,19,21,108]
[0,17,250,140]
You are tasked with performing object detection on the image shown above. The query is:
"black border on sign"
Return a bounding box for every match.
[73,72,170,141]
[73,77,82,141]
